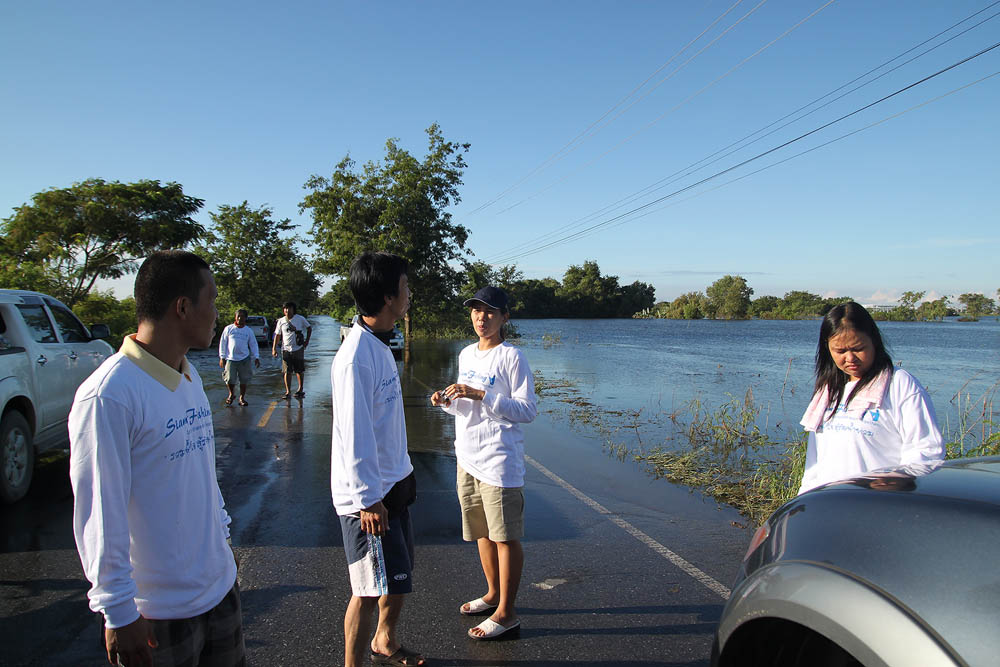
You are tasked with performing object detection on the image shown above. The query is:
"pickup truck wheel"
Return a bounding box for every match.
[1,411,34,504]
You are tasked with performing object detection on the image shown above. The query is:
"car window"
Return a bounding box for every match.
[16,305,58,343]
[45,299,90,343]
[246,317,265,326]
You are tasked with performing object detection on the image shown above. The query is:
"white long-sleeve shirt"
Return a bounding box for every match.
[442,341,537,488]
[219,323,259,361]
[330,323,413,515]
[798,368,944,494]
[69,335,237,628]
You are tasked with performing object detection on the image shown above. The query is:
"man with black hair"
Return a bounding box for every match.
[271,300,312,399]
[69,250,244,667]
[330,251,424,667]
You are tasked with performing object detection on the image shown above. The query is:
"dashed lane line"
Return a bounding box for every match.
[526,454,731,599]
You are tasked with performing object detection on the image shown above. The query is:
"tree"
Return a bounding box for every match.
[301,124,470,333]
[750,295,781,318]
[72,291,137,342]
[706,275,753,319]
[662,292,708,319]
[195,202,319,317]
[558,261,621,317]
[0,179,204,305]
[779,291,824,319]
[512,278,560,317]
[957,293,993,320]
[617,281,656,317]
[916,297,949,321]
[317,278,356,322]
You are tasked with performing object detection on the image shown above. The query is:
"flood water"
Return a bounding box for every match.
[402,316,1000,451]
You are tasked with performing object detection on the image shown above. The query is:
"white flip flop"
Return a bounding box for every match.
[460,597,498,615]
[468,617,520,640]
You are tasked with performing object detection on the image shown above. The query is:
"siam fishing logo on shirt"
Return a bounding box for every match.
[162,405,214,462]
[462,369,496,386]
[379,369,402,404]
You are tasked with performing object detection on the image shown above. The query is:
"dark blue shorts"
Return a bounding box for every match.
[339,506,414,597]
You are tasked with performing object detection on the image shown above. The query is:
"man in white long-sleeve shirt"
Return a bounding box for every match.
[70,250,244,667]
[218,308,260,406]
[330,252,424,667]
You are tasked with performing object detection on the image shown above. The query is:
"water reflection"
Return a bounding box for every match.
[399,339,467,454]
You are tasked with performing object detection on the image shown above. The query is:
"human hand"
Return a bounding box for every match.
[219,359,225,369]
[105,616,157,667]
[254,359,261,368]
[431,390,451,407]
[271,348,278,358]
[446,384,485,402]
[360,501,388,536]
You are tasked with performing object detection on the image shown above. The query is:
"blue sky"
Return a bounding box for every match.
[2,1,997,304]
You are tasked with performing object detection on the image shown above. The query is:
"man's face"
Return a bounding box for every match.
[283,305,295,318]
[186,269,219,349]
[386,274,410,321]
[234,312,246,327]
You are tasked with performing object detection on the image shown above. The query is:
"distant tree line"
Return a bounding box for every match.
[320,259,657,327]
[637,277,998,322]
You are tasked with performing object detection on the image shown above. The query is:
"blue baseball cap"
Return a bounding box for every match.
[463,286,509,312]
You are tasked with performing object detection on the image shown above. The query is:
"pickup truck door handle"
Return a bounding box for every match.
[36,355,48,366]
[68,351,78,360]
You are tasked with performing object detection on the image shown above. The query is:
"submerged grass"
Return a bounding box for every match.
[618,390,807,525]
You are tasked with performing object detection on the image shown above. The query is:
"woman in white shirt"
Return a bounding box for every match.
[431,286,537,641]
[798,302,944,494]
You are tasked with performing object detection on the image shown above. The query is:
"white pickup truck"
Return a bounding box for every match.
[0,290,114,503]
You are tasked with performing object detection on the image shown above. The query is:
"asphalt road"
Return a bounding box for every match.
[0,316,751,666]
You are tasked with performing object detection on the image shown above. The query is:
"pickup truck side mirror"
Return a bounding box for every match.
[89,324,111,340]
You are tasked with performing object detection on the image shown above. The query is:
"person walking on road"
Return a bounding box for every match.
[331,252,424,667]
[431,285,537,640]
[271,300,311,400]
[219,308,261,406]
[69,250,244,667]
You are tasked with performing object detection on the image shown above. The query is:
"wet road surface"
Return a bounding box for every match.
[1,316,751,666]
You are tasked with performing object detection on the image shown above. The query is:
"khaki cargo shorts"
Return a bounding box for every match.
[457,464,524,542]
[222,357,254,385]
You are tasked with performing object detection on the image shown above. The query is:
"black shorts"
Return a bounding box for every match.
[281,348,305,374]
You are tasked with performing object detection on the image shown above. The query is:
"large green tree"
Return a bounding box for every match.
[0,179,204,305]
[300,124,470,332]
[558,261,621,317]
[195,202,319,317]
[706,275,753,319]
[957,292,994,319]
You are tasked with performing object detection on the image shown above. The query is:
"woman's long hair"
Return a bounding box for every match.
[814,302,893,416]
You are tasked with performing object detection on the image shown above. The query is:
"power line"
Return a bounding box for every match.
[486,41,1000,265]
[484,1,1000,262]
[460,0,758,218]
[577,70,1000,243]
[488,0,837,218]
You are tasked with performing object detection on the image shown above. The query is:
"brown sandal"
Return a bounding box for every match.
[370,646,425,666]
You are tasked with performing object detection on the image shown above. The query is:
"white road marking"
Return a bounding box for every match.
[526,454,731,599]
[532,578,567,590]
